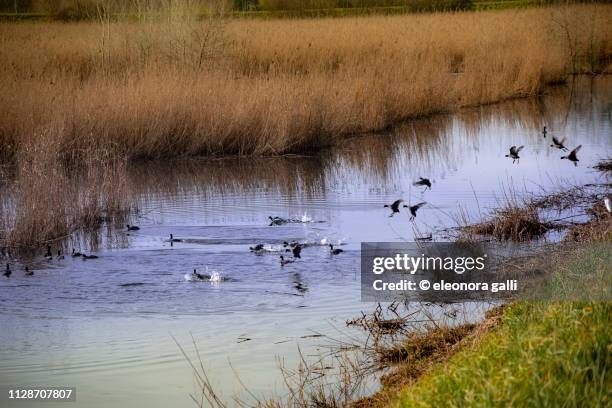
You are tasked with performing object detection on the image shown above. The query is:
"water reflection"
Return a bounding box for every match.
[0,76,610,408]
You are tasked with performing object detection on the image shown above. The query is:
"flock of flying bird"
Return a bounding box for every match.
[505,126,582,165]
[1,126,589,277]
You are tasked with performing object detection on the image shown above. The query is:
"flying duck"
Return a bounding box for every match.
[403,202,427,220]
[550,136,568,151]
[384,199,403,217]
[280,255,295,266]
[561,145,581,166]
[413,177,432,191]
[329,244,343,255]
[505,145,524,164]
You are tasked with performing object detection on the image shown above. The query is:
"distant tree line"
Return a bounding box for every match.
[0,0,605,16]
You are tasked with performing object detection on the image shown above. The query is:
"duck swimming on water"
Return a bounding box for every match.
[72,248,82,257]
[269,216,286,226]
[169,234,183,243]
[561,145,582,166]
[24,266,33,276]
[126,224,140,231]
[329,244,343,255]
[505,145,524,164]
[44,245,52,261]
[280,255,295,266]
[250,244,265,253]
[292,244,302,259]
[81,253,99,259]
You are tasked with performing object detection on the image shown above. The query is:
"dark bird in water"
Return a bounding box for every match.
[550,136,568,151]
[57,250,65,260]
[126,224,140,231]
[3,263,10,278]
[169,234,183,243]
[250,244,265,253]
[283,241,299,248]
[413,177,432,191]
[24,266,33,276]
[542,126,547,138]
[44,245,52,260]
[292,244,302,259]
[329,244,343,255]
[269,216,288,226]
[280,255,295,266]
[505,145,524,164]
[192,269,209,280]
[82,253,99,259]
[72,248,82,257]
[384,199,404,217]
[403,202,427,220]
[561,145,582,166]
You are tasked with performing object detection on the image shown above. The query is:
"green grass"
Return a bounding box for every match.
[397,245,612,407]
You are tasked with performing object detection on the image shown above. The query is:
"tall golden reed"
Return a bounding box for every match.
[0,4,611,160]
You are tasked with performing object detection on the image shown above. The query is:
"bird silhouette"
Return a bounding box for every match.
[561,145,582,166]
[329,244,343,255]
[280,255,295,266]
[413,177,432,191]
[384,199,404,217]
[550,136,568,151]
[505,146,524,164]
[292,244,302,259]
[542,126,547,138]
[3,263,10,278]
[403,202,427,220]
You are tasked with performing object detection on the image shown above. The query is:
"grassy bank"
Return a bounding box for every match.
[352,242,611,407]
[1,4,611,161]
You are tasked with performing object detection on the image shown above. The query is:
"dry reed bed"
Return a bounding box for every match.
[1,4,611,160]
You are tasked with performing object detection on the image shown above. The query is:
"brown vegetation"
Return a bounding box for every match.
[462,202,552,241]
[1,4,611,161]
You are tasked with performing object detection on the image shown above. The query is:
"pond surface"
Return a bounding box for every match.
[0,77,610,407]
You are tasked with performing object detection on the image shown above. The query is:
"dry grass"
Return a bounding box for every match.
[462,202,552,241]
[0,136,132,249]
[1,4,611,160]
[564,200,612,243]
